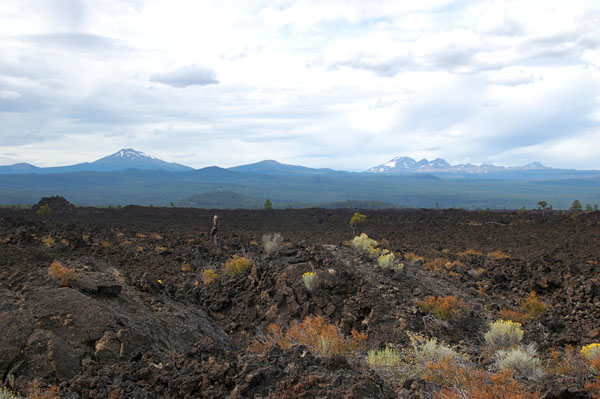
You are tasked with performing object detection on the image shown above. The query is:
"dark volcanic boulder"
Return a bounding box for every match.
[32,196,76,212]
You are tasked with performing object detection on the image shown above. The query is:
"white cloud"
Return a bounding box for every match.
[0,0,599,170]
[0,90,21,99]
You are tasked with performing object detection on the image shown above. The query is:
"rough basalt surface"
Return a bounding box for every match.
[0,207,599,398]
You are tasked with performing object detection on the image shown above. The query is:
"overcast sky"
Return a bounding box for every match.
[0,0,599,171]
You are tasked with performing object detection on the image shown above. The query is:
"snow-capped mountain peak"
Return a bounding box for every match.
[113,148,158,160]
[90,148,193,172]
[367,156,551,175]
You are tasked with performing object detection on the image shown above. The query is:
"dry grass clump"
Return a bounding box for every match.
[41,235,55,246]
[586,376,600,399]
[366,346,402,369]
[48,260,75,287]
[224,255,252,278]
[484,320,523,351]
[27,380,59,399]
[404,252,425,262]
[488,250,510,260]
[250,316,367,358]
[457,249,484,256]
[262,233,283,255]
[435,369,540,399]
[547,346,589,378]
[494,346,544,382]
[203,269,217,285]
[500,292,547,323]
[0,387,22,399]
[416,296,469,321]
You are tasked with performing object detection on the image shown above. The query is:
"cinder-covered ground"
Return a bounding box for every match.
[1,198,599,398]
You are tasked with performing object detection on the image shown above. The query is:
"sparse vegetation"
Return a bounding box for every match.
[500,291,547,323]
[262,233,283,255]
[48,260,75,287]
[254,316,367,358]
[223,255,252,278]
[416,295,469,321]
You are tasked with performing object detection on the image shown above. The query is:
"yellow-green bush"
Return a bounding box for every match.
[223,255,252,278]
[302,271,317,290]
[367,346,402,368]
[484,320,523,351]
[203,269,217,285]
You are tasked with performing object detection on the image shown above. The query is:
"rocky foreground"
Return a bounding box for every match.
[1,200,600,398]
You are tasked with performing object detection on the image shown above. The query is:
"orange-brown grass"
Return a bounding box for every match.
[587,376,600,399]
[224,255,252,278]
[416,296,469,321]
[249,316,367,358]
[101,241,110,247]
[136,233,147,238]
[41,235,55,246]
[180,263,191,272]
[48,260,75,287]
[423,258,449,271]
[154,245,168,252]
[423,355,463,386]
[457,249,484,257]
[435,369,540,399]
[151,233,163,240]
[28,380,60,399]
[405,252,426,262]
[547,346,589,377]
[120,240,132,246]
[136,245,144,252]
[501,292,547,323]
[488,250,510,260]
[60,239,69,246]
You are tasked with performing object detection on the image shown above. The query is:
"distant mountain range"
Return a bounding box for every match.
[0,149,598,209]
[0,148,597,177]
[0,148,193,174]
[367,156,550,174]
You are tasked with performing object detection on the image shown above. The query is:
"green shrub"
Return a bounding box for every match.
[484,320,523,351]
[350,212,366,235]
[494,346,544,381]
[36,204,52,216]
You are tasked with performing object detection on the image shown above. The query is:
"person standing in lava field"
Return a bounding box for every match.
[210,215,219,245]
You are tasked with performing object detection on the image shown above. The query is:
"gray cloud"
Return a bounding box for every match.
[150,65,219,88]
[18,33,127,53]
[329,54,414,77]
